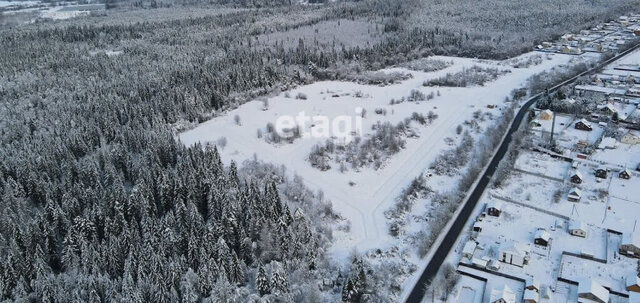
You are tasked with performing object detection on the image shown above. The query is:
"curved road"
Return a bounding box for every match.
[404,42,640,303]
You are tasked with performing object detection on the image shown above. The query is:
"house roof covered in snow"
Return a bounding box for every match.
[462,241,477,255]
[526,277,540,290]
[572,170,583,180]
[577,118,592,127]
[534,229,551,242]
[499,241,530,256]
[622,232,640,248]
[490,284,516,303]
[524,289,539,302]
[578,279,609,303]
[626,274,640,288]
[598,103,618,113]
[487,200,503,210]
[625,129,640,138]
[569,187,582,197]
[569,221,587,231]
[598,137,617,149]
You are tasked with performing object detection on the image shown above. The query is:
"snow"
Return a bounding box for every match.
[556,122,605,149]
[591,142,640,168]
[446,275,485,303]
[531,112,574,136]
[179,51,580,262]
[40,7,90,20]
[513,151,571,180]
[0,0,39,8]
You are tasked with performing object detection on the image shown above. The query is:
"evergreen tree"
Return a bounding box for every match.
[256,265,270,296]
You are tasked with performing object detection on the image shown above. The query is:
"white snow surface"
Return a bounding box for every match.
[179,52,579,262]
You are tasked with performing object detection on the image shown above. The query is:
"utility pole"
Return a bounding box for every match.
[550,111,556,147]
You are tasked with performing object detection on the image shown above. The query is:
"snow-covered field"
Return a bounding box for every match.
[513,151,571,180]
[0,0,39,8]
[180,52,580,259]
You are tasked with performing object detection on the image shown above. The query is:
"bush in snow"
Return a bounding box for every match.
[217,136,228,149]
[295,92,307,100]
[424,65,509,87]
[402,58,452,72]
[429,131,474,176]
[407,89,426,102]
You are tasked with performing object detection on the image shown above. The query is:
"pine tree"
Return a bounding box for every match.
[256,265,270,296]
[270,269,288,294]
[341,279,355,302]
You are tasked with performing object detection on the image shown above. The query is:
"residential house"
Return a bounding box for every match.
[570,170,584,184]
[539,109,553,120]
[569,221,588,238]
[627,85,640,97]
[523,289,539,303]
[472,257,490,268]
[487,201,503,217]
[595,167,608,179]
[525,277,540,292]
[620,168,632,179]
[561,45,582,55]
[472,221,483,232]
[578,279,609,303]
[462,240,477,259]
[534,229,551,247]
[568,187,582,202]
[575,119,593,131]
[499,241,530,267]
[598,103,618,115]
[620,232,640,258]
[627,274,640,293]
[598,137,617,149]
[490,284,516,303]
[622,130,640,144]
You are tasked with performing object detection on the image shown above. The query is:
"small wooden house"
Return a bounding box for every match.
[534,229,551,247]
[499,241,530,267]
[539,109,553,120]
[620,168,632,179]
[620,232,640,258]
[575,119,593,131]
[569,221,588,238]
[568,187,582,202]
[487,201,503,217]
[570,170,583,184]
[595,167,608,179]
[597,103,617,115]
[523,289,539,303]
[525,277,540,292]
[472,221,483,232]
[462,240,477,259]
[626,274,640,293]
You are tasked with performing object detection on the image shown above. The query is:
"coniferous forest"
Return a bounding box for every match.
[1,0,638,301]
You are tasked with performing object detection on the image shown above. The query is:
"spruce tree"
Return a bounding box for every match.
[256,265,270,296]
